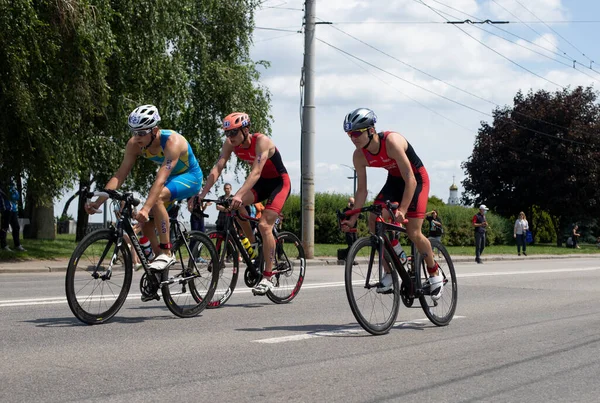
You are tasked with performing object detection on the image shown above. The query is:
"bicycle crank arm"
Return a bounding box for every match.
[160,274,199,286]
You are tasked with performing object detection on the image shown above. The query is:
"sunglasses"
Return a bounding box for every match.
[132,128,152,137]
[225,128,240,138]
[346,127,369,138]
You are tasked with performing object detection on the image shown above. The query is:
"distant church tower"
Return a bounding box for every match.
[448,176,460,205]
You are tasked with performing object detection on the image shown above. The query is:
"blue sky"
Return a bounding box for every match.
[57,0,600,224]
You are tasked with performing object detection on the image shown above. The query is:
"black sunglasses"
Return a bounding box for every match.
[225,128,240,138]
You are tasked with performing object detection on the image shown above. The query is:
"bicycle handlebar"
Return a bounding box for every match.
[336,200,409,229]
[87,189,141,207]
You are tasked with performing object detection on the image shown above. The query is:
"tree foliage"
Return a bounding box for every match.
[0,0,271,239]
[461,86,600,244]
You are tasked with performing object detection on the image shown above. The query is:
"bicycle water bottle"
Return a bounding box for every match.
[392,238,408,265]
[139,236,155,261]
[240,236,258,259]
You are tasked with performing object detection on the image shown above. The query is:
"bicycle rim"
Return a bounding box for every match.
[345,236,400,335]
[162,232,219,318]
[207,231,239,308]
[65,229,132,325]
[266,231,305,304]
[416,239,458,326]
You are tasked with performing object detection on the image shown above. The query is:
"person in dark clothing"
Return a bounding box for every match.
[472,204,488,264]
[1,179,25,252]
[425,209,443,243]
[215,183,233,262]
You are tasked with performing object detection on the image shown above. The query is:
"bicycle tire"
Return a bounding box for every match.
[415,239,457,326]
[345,236,400,335]
[266,231,306,304]
[161,231,219,318]
[65,229,133,325]
[206,230,239,308]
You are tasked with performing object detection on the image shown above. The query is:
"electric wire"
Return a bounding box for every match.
[514,0,596,67]
[415,0,564,88]
[316,37,590,147]
[324,21,598,139]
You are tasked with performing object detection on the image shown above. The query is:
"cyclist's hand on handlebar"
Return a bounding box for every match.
[230,194,244,210]
[341,216,358,232]
[394,209,406,223]
[85,201,101,215]
[135,207,150,223]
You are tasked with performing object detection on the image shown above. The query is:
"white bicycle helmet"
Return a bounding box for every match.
[128,105,161,130]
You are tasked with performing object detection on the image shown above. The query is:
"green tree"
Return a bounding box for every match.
[461,86,600,245]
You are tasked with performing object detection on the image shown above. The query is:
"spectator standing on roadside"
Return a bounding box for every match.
[572,224,581,249]
[0,178,25,252]
[188,194,212,233]
[215,183,233,262]
[425,209,443,243]
[514,211,529,256]
[472,204,488,264]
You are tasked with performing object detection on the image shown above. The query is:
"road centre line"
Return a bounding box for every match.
[2,266,599,308]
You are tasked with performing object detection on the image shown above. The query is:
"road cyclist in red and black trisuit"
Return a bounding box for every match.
[196,112,292,296]
[339,107,444,300]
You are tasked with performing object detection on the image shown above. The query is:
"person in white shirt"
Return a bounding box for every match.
[514,211,529,256]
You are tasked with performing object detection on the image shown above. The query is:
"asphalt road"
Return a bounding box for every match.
[1,257,600,403]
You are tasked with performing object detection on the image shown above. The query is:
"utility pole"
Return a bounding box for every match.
[301,0,316,258]
[342,164,357,195]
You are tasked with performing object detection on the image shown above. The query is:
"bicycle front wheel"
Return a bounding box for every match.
[206,230,239,308]
[161,231,219,318]
[266,231,306,304]
[415,239,457,326]
[345,236,400,335]
[65,229,133,325]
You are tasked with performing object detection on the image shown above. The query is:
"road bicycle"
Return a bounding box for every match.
[204,198,305,307]
[65,189,219,324]
[338,201,457,335]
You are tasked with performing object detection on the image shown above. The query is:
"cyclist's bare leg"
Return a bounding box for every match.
[141,220,159,256]
[406,218,439,276]
[234,192,257,243]
[149,188,172,257]
[258,209,278,277]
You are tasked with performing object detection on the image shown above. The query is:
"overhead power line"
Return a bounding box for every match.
[324,22,598,140]
[316,37,590,146]
[415,0,565,88]
[513,0,595,67]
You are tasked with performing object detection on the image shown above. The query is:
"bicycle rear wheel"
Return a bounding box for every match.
[345,236,400,335]
[415,239,457,326]
[161,231,219,318]
[266,231,305,304]
[65,229,133,325]
[206,230,239,308]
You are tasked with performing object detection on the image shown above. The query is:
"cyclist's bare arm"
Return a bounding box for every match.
[385,132,416,218]
[85,140,139,213]
[235,135,272,200]
[141,135,182,213]
[198,142,234,200]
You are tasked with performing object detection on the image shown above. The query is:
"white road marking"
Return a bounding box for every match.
[2,266,599,308]
[254,316,467,344]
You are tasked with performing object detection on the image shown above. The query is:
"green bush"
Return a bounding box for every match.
[428,205,512,246]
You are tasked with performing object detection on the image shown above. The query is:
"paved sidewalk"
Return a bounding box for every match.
[0,253,594,274]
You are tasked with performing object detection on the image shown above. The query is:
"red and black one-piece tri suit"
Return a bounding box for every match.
[361,131,430,219]
[234,133,291,214]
